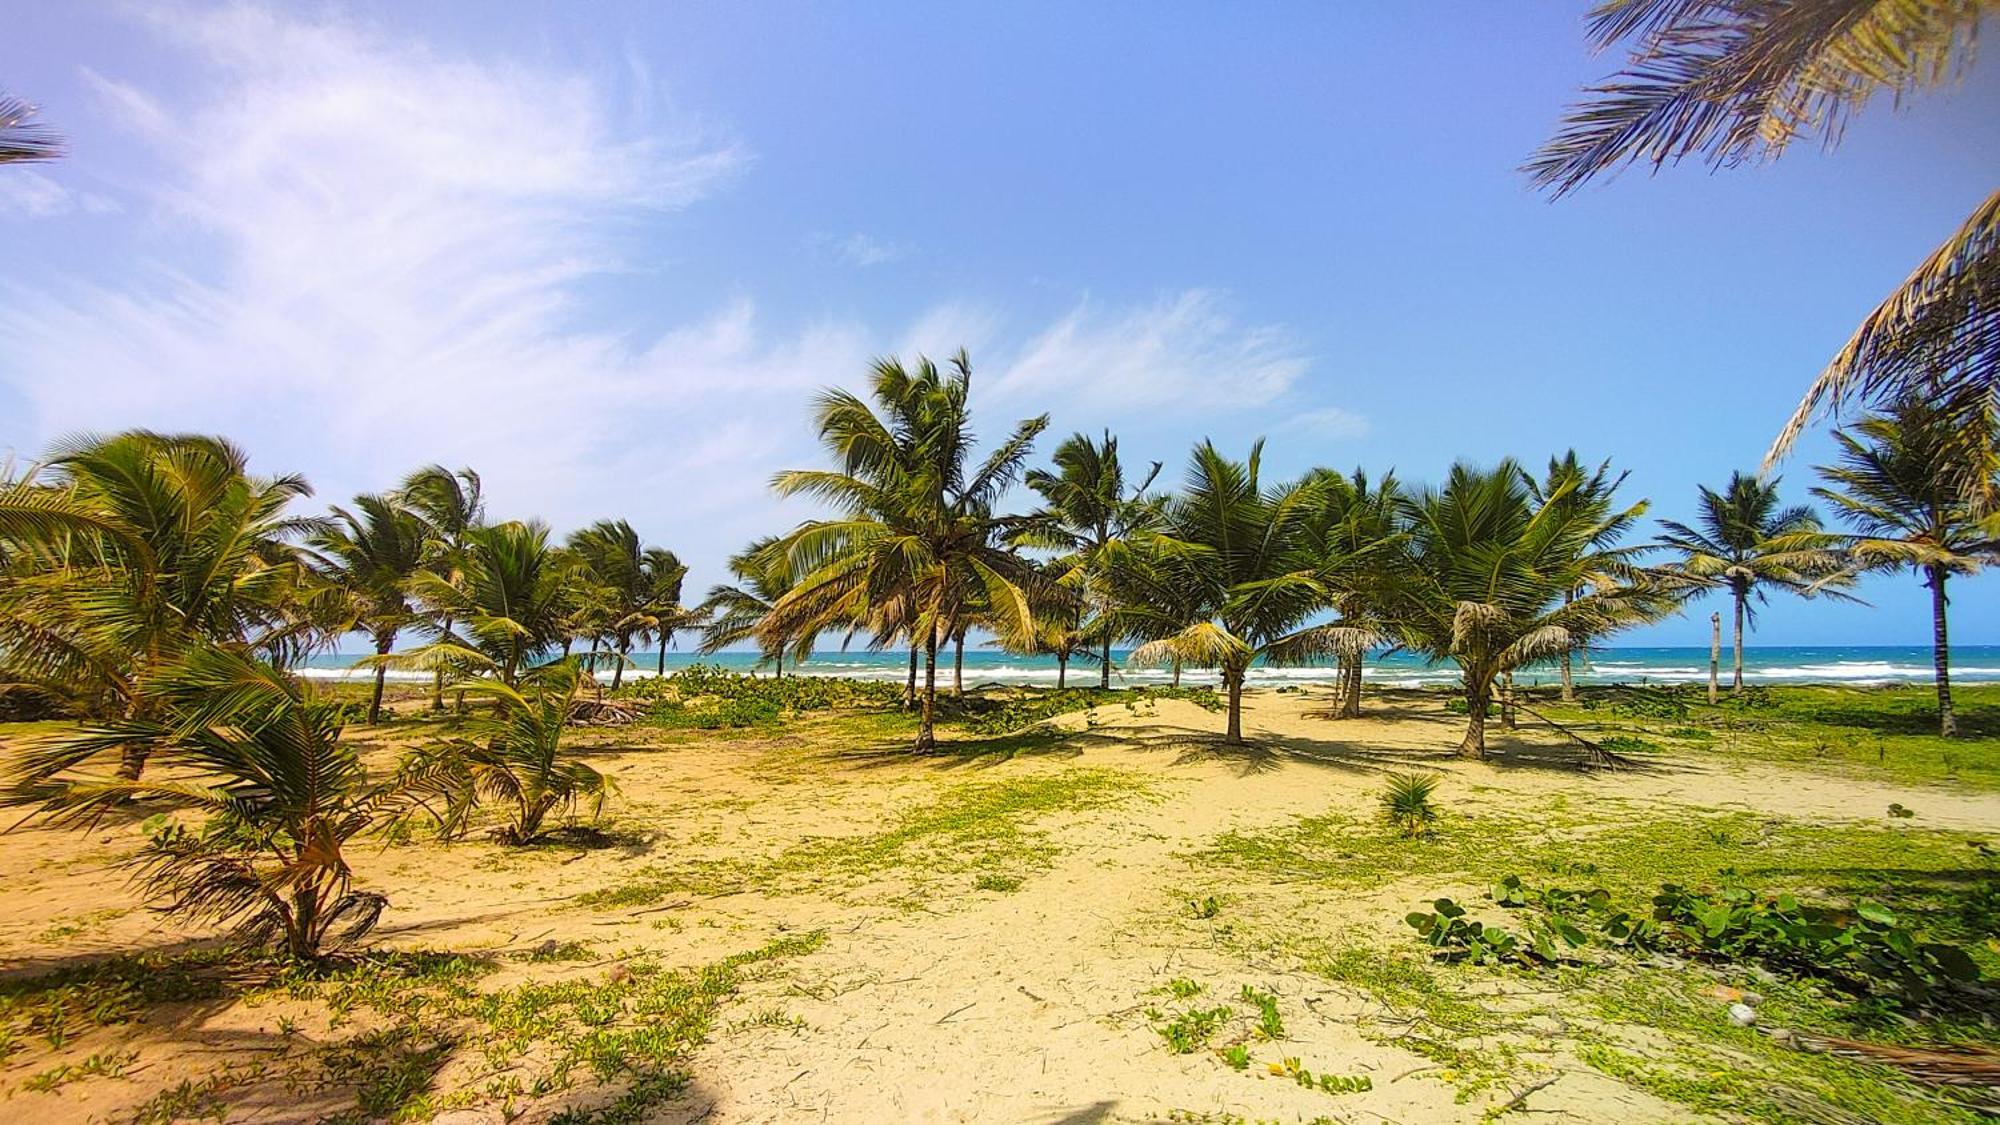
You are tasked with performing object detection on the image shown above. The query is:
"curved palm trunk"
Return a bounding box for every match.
[1500,671,1516,730]
[610,636,629,691]
[1930,565,1957,737]
[1100,637,1112,689]
[1340,654,1363,719]
[916,635,939,753]
[904,643,918,709]
[657,632,669,676]
[1732,588,1747,693]
[368,632,395,724]
[954,630,965,699]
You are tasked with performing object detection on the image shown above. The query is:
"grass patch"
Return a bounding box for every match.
[582,767,1148,907]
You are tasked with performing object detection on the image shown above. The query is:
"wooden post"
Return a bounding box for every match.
[1708,612,1720,705]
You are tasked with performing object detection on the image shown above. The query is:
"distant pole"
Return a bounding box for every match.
[1708,613,1721,705]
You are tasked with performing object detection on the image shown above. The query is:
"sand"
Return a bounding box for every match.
[1,689,1993,1123]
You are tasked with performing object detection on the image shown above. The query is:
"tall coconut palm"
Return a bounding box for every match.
[1523,452,1651,702]
[1813,394,2000,735]
[1298,466,1406,718]
[1655,473,1854,691]
[768,351,1047,752]
[14,649,404,960]
[0,432,320,778]
[311,494,429,724]
[406,520,573,687]
[568,520,676,690]
[1527,2,1996,465]
[1021,431,1162,689]
[638,547,695,677]
[0,93,62,164]
[698,537,805,676]
[1123,442,1358,745]
[1394,461,1674,759]
[398,466,484,710]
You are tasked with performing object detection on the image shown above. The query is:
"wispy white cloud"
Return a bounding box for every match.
[0,169,118,219]
[1275,405,1370,440]
[985,290,1309,415]
[808,230,909,267]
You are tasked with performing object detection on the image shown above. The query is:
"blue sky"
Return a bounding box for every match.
[4,2,1998,647]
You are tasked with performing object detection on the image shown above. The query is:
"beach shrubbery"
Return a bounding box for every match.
[963,685,1222,735]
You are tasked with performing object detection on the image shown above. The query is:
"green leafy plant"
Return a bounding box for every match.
[1380,772,1441,838]
[1239,986,1283,1039]
[1158,1005,1232,1054]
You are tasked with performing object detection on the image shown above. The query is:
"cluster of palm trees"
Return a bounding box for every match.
[715,356,1998,754]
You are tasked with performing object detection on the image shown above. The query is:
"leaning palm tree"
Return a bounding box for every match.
[698,536,805,676]
[1813,394,2000,735]
[1393,461,1674,759]
[0,432,321,778]
[1656,472,1854,692]
[0,93,62,164]
[398,466,484,711]
[396,661,611,845]
[767,351,1047,752]
[311,493,429,723]
[567,520,675,690]
[1527,1,1996,465]
[1021,430,1162,688]
[12,649,404,960]
[637,546,696,676]
[405,520,574,687]
[1523,452,1651,702]
[1123,442,1359,745]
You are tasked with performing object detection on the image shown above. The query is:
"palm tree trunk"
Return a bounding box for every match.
[611,637,629,691]
[916,635,939,753]
[433,614,454,712]
[1345,656,1363,718]
[954,630,965,699]
[775,649,784,679]
[1100,637,1112,689]
[1057,652,1068,689]
[1708,612,1721,705]
[116,743,150,781]
[1172,657,1182,688]
[658,633,668,676]
[1500,671,1516,730]
[1732,588,1746,692]
[368,633,394,724]
[1457,673,1490,759]
[1223,666,1245,745]
[905,643,918,709]
[1559,588,1576,702]
[1930,565,1957,737]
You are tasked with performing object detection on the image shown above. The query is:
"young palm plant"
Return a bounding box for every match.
[398,661,612,844]
[698,536,806,676]
[1813,395,2000,736]
[310,493,429,724]
[397,465,484,710]
[767,352,1048,752]
[1393,461,1673,759]
[1523,452,1651,702]
[568,520,679,690]
[1655,473,1854,692]
[403,520,575,687]
[14,649,404,960]
[1298,466,1406,718]
[0,432,322,778]
[1380,772,1441,839]
[1122,442,1361,745]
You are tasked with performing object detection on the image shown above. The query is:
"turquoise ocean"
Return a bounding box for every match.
[297,646,2000,690]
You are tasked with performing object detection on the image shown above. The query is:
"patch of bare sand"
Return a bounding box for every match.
[1,691,1993,1123]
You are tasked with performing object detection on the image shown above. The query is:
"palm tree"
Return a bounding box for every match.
[1656,473,1853,692]
[0,93,62,164]
[0,432,320,778]
[1394,461,1673,759]
[407,520,573,687]
[1298,466,1405,718]
[639,547,695,677]
[1523,452,1650,702]
[14,649,401,960]
[767,352,1047,752]
[1813,395,2000,735]
[397,661,611,844]
[567,520,678,690]
[1527,2,1996,465]
[311,494,429,724]
[1021,431,1162,689]
[398,466,484,711]
[698,537,804,676]
[1123,442,1355,745]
